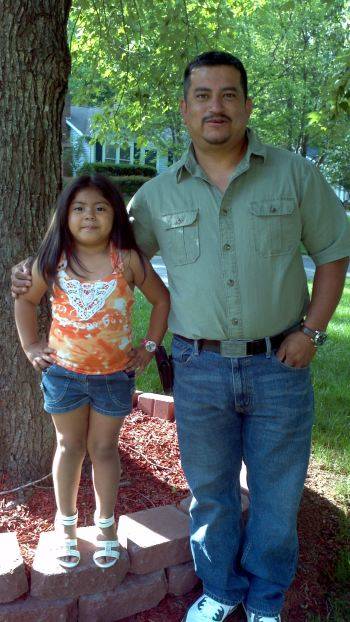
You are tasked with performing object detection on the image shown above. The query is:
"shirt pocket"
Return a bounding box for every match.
[250,199,300,257]
[158,208,200,266]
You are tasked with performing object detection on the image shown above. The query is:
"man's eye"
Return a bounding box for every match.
[224,93,236,99]
[196,93,208,100]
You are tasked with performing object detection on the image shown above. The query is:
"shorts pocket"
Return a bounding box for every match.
[41,367,71,404]
[250,198,300,257]
[106,372,134,408]
[158,208,200,266]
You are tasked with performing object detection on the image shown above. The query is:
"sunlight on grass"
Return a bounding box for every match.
[311,281,350,481]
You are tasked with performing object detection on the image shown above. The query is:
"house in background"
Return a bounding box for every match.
[64,104,171,175]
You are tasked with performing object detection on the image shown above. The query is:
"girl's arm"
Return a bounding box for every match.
[124,251,170,373]
[14,260,55,371]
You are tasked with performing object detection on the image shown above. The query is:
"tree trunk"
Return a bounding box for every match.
[0,1,72,486]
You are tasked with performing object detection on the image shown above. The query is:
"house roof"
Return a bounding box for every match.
[68,106,101,136]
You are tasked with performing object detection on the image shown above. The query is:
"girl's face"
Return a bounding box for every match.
[68,187,115,248]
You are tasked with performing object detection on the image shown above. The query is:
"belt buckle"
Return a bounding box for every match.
[220,340,250,358]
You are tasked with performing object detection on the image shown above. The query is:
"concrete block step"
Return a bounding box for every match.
[118,505,191,574]
[0,595,77,622]
[0,532,28,604]
[31,526,129,600]
[78,569,167,622]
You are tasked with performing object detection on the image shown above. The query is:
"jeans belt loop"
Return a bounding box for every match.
[265,336,272,358]
[193,339,200,356]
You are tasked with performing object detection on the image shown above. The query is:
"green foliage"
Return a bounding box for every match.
[112,175,153,196]
[69,0,349,183]
[76,161,157,177]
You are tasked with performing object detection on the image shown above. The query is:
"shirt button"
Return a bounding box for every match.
[270,206,277,213]
[227,279,235,286]
[223,243,231,251]
[231,318,239,325]
[222,208,229,215]
[176,216,184,224]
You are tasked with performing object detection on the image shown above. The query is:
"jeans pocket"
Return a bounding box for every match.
[172,340,195,366]
[272,353,309,372]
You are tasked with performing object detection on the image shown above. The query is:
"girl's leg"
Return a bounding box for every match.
[51,404,89,545]
[87,408,125,547]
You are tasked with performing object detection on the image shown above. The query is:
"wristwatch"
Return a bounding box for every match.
[300,324,328,346]
[142,339,157,353]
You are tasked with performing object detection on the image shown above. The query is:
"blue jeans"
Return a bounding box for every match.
[172,335,314,617]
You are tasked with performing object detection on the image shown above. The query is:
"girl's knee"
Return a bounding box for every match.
[88,441,118,463]
[56,436,86,458]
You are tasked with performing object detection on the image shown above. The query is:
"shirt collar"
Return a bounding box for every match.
[175,128,266,183]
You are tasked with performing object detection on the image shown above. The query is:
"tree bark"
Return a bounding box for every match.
[0,1,72,486]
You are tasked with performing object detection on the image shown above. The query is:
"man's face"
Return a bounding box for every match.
[180,65,252,149]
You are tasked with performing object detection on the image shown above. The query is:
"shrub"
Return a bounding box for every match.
[76,161,157,178]
[112,175,152,197]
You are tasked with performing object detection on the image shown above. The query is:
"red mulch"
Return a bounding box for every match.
[0,409,347,621]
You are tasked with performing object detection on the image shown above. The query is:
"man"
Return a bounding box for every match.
[12,51,350,621]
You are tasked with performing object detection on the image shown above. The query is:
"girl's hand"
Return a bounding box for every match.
[125,346,154,375]
[24,339,56,371]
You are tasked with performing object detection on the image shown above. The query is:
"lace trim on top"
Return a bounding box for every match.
[56,247,121,321]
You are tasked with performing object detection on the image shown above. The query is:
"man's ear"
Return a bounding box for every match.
[180,98,187,119]
[246,97,253,117]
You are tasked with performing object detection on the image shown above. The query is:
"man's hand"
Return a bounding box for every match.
[24,338,56,371]
[125,346,154,375]
[276,331,316,368]
[11,257,34,298]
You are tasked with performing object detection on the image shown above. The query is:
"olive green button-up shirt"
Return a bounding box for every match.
[129,129,350,340]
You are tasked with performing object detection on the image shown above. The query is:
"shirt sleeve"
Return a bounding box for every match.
[128,186,160,259]
[300,162,350,266]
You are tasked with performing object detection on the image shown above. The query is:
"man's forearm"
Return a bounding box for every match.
[304,257,349,330]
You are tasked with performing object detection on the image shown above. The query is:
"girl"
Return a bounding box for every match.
[14,174,170,569]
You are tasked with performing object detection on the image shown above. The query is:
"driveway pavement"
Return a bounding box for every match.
[151,255,350,286]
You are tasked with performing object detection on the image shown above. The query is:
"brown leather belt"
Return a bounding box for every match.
[175,332,289,357]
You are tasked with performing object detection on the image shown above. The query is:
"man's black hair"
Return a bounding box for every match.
[183,50,248,100]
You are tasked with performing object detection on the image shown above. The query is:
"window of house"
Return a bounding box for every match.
[144,149,157,167]
[133,143,141,164]
[168,149,174,166]
[119,145,130,163]
[105,144,117,162]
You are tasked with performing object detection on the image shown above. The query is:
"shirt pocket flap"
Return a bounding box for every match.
[160,209,198,229]
[250,199,296,216]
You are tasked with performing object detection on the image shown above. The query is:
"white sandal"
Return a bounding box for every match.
[93,512,120,569]
[55,511,80,568]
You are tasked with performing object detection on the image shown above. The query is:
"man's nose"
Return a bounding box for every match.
[209,95,225,113]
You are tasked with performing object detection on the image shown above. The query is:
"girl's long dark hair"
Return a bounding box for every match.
[37,174,145,284]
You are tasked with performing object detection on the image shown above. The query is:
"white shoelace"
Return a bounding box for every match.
[196,596,234,621]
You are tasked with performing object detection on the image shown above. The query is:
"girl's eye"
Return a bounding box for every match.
[73,206,83,212]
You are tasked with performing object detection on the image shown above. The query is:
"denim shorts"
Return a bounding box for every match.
[40,364,135,417]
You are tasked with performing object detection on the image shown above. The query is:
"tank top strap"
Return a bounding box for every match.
[110,244,125,275]
[57,253,67,272]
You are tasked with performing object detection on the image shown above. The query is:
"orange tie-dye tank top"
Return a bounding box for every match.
[48,246,134,374]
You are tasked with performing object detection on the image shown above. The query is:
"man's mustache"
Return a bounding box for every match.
[203,114,231,123]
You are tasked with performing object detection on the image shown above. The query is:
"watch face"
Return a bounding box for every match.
[144,340,157,352]
[315,332,327,346]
